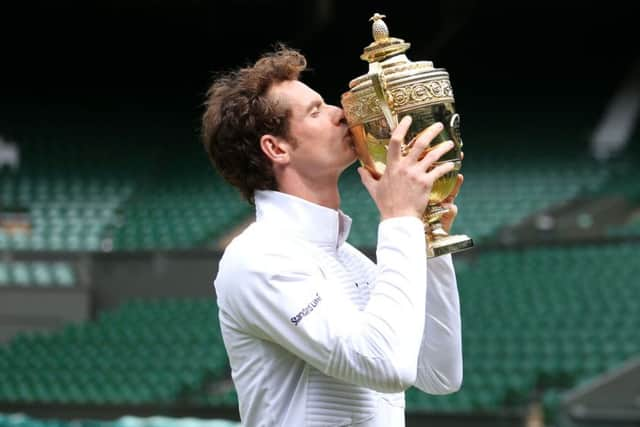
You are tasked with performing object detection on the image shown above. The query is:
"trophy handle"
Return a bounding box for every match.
[368,62,398,131]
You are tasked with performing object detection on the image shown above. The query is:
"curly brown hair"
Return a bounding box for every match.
[201,45,307,205]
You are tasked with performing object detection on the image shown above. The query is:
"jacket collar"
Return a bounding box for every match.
[254,190,352,249]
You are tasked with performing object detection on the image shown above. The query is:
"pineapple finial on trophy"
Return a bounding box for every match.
[369,13,388,41]
[361,13,410,63]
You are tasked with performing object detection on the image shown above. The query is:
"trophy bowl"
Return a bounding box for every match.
[341,13,474,258]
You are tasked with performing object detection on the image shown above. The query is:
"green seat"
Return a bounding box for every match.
[32,263,53,287]
[11,262,31,286]
[52,263,74,287]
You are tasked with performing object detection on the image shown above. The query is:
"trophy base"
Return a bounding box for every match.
[427,234,474,258]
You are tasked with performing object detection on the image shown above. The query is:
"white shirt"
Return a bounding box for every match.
[214,190,462,427]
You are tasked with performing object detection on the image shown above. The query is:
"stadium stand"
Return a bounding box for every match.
[0,261,75,288]
[0,298,230,407]
[0,128,250,252]
[404,243,640,418]
[603,142,640,237]
[107,146,250,251]
[0,414,240,427]
[2,243,638,425]
[2,113,638,426]
[2,108,638,426]
[0,133,144,252]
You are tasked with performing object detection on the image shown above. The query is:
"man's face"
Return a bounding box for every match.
[269,80,357,181]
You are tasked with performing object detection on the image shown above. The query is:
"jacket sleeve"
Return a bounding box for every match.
[413,253,463,394]
[215,217,427,393]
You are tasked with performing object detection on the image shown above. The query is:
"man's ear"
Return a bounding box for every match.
[260,134,291,165]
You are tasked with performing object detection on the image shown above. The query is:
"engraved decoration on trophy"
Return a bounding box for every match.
[341,13,474,258]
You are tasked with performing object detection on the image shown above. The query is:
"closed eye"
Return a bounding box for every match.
[307,99,324,117]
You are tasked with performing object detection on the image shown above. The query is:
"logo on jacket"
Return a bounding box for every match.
[290,293,322,326]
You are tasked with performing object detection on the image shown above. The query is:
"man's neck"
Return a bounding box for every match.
[277,175,341,210]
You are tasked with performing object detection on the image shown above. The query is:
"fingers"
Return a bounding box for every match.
[440,202,458,232]
[387,116,412,162]
[418,140,455,170]
[357,166,376,194]
[450,174,464,198]
[441,202,458,218]
[425,161,455,183]
[407,122,444,162]
[442,174,464,203]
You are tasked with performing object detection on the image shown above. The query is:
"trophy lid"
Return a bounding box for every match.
[342,12,453,128]
[347,13,437,91]
[360,13,411,63]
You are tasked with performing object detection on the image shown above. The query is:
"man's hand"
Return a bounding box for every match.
[358,116,456,220]
[440,173,463,234]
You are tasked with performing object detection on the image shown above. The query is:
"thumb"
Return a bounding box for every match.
[357,167,377,194]
[441,202,458,215]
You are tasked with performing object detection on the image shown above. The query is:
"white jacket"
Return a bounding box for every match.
[214,190,462,426]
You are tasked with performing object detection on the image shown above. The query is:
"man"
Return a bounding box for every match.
[201,45,463,426]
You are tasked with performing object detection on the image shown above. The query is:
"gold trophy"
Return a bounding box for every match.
[341,13,473,258]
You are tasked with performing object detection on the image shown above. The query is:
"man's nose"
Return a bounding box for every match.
[330,105,347,125]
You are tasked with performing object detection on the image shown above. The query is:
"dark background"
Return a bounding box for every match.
[1,1,638,138]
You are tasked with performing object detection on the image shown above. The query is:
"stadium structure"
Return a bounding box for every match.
[1,2,638,426]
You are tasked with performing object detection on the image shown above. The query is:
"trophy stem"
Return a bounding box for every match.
[423,205,474,258]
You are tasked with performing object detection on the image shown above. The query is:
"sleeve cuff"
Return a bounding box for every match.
[377,216,426,258]
[378,216,424,232]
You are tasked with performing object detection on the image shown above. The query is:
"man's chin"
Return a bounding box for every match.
[340,136,358,166]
